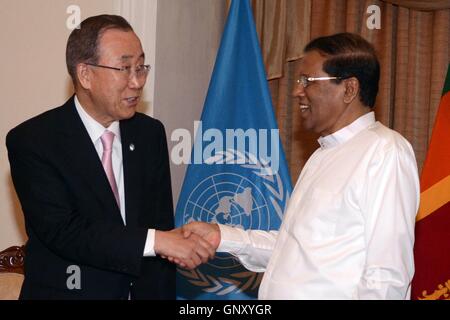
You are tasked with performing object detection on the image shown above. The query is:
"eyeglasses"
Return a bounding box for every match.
[296,75,342,88]
[85,63,151,79]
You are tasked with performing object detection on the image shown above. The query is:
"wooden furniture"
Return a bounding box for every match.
[0,246,25,300]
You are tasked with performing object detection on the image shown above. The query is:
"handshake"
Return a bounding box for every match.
[154,222,221,269]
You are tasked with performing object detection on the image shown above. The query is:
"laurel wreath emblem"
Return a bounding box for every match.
[178,149,290,295]
[178,268,264,296]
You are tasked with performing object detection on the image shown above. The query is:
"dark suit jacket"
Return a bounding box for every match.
[6,96,175,299]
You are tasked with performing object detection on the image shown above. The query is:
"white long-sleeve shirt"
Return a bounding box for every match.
[218,112,420,299]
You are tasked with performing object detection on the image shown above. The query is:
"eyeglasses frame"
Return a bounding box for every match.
[85,62,151,79]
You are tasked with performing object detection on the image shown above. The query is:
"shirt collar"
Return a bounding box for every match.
[317,112,375,149]
[74,95,121,144]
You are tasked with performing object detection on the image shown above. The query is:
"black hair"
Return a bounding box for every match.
[66,15,133,85]
[304,33,380,108]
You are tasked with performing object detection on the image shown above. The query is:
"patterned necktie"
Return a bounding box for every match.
[100,130,120,207]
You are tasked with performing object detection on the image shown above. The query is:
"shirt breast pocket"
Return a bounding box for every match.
[291,188,341,243]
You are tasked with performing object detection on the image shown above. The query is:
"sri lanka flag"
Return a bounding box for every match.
[411,64,450,300]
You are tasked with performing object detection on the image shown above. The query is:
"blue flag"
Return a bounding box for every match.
[175,0,292,300]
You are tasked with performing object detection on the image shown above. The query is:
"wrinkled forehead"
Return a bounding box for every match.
[97,29,145,62]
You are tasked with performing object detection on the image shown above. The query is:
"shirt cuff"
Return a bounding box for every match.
[217,224,247,254]
[143,229,156,257]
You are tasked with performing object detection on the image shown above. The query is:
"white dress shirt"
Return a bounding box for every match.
[218,112,420,299]
[74,96,155,256]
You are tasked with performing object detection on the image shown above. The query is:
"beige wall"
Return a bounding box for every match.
[154,0,225,207]
[0,0,224,249]
[0,0,117,248]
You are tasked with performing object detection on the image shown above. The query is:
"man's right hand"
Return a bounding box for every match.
[154,228,215,269]
[182,222,221,250]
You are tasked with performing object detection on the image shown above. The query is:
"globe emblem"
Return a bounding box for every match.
[183,172,270,269]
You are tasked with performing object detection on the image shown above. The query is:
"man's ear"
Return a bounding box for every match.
[76,63,91,90]
[343,77,359,104]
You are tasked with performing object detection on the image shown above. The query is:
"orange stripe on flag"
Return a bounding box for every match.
[417,175,450,221]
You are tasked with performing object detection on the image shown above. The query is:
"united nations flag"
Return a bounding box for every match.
[175,0,292,300]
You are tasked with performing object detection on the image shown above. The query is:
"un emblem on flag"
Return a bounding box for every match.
[186,173,269,232]
[178,150,287,298]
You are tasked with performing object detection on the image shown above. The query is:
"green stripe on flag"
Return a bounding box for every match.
[443,64,450,96]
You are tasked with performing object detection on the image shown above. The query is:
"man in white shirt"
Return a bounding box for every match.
[180,33,420,299]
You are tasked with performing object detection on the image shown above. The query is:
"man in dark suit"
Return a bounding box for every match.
[6,14,213,299]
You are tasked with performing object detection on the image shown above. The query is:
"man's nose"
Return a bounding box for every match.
[292,81,305,97]
[128,73,146,89]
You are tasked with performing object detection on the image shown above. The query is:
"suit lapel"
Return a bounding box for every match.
[56,97,123,224]
[120,118,143,228]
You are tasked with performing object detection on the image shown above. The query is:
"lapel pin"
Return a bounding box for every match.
[129,143,135,151]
